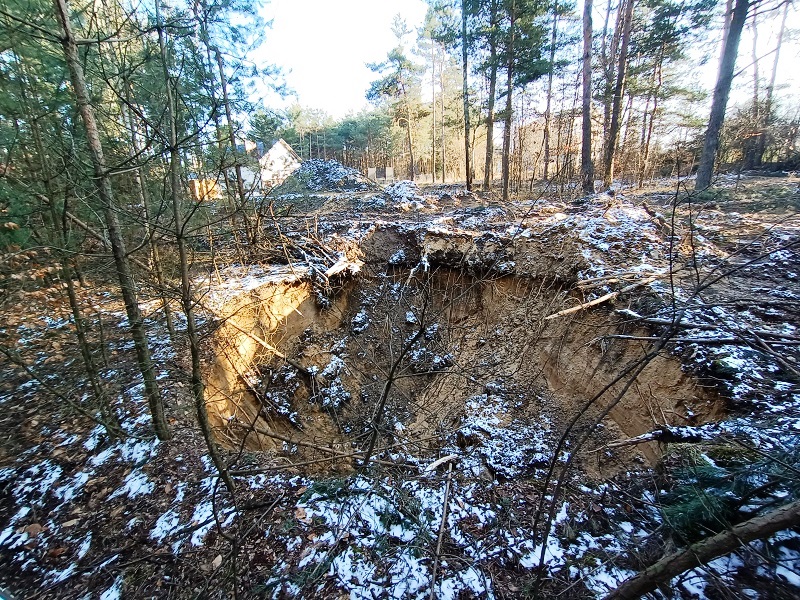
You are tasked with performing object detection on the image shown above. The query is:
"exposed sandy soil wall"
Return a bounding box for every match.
[203,224,723,475]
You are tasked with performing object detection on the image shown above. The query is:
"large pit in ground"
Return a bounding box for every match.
[202,224,724,477]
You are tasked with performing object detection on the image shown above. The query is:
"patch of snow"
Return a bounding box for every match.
[77,532,92,559]
[110,469,153,499]
[151,509,180,543]
[351,309,370,333]
[99,575,123,600]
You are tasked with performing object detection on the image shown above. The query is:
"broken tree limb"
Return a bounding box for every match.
[324,255,362,278]
[429,460,454,600]
[598,426,712,451]
[641,201,674,237]
[604,499,800,600]
[229,423,417,470]
[424,454,458,472]
[217,318,313,378]
[618,314,800,342]
[545,290,618,320]
[748,331,800,379]
[602,334,800,345]
[545,276,659,320]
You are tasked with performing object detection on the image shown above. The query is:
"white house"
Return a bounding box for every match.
[258,139,301,190]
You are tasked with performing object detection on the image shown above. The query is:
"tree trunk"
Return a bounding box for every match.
[462,0,472,190]
[405,105,416,181]
[600,0,620,154]
[53,0,170,441]
[215,49,258,248]
[483,0,499,191]
[718,0,735,72]
[581,0,595,194]
[602,0,634,188]
[501,0,516,201]
[157,1,234,493]
[743,6,759,170]
[195,17,240,244]
[123,95,176,339]
[440,55,447,182]
[695,0,750,190]
[483,0,498,191]
[605,500,800,600]
[431,39,437,183]
[23,87,122,439]
[64,269,123,438]
[755,0,788,166]
[637,60,662,188]
[543,7,558,181]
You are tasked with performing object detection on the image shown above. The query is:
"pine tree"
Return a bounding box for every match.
[368,18,426,181]
[695,0,750,189]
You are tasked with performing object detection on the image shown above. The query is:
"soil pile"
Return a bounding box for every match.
[272,159,380,195]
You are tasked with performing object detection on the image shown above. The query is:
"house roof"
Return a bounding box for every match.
[260,138,301,164]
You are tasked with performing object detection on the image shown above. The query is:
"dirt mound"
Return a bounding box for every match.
[357,181,482,213]
[272,159,380,195]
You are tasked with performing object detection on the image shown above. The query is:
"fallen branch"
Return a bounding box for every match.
[545,276,659,320]
[602,334,800,345]
[641,201,674,237]
[217,318,313,378]
[429,460,454,600]
[605,499,800,600]
[749,331,800,379]
[227,423,425,472]
[598,426,712,451]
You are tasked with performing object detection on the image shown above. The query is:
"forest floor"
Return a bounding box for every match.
[0,168,799,599]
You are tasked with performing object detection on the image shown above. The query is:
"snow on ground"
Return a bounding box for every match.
[446,385,551,479]
[383,181,429,211]
[194,263,308,312]
[2,178,799,597]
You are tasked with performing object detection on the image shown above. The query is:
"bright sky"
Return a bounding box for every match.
[253,0,799,121]
[256,0,429,119]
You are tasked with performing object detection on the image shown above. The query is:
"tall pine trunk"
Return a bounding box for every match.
[695,0,750,190]
[431,39,437,182]
[53,0,170,441]
[157,1,234,493]
[637,58,663,188]
[501,0,516,201]
[581,0,595,194]
[543,7,558,181]
[602,0,634,188]
[600,0,620,155]
[405,97,416,181]
[483,0,499,191]
[215,49,258,248]
[122,94,176,339]
[440,55,447,181]
[24,88,122,438]
[462,0,472,190]
[755,0,788,166]
[743,6,759,170]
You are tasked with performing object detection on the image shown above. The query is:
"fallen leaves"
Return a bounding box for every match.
[22,523,44,538]
[294,507,312,524]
